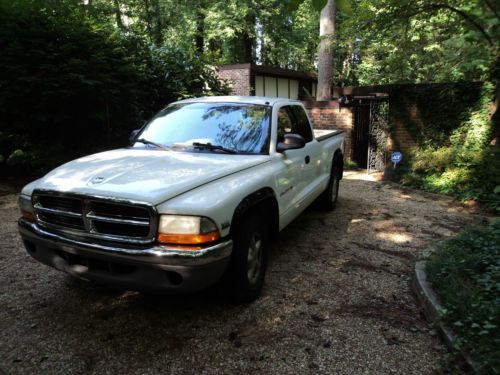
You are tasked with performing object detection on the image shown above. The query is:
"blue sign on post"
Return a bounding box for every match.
[391,152,403,168]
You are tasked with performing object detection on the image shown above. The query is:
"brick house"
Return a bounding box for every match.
[216,64,431,170]
[216,64,318,100]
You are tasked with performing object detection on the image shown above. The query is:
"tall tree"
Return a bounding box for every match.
[317,0,335,100]
[195,8,205,53]
[113,0,123,29]
[152,0,163,44]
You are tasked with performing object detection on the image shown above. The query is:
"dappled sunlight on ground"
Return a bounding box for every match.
[343,170,384,181]
[375,231,413,244]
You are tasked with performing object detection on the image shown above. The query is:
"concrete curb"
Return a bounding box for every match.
[413,261,480,373]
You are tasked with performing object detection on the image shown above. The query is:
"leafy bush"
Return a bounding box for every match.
[0,1,229,177]
[427,219,500,373]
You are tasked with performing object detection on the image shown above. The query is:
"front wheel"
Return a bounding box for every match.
[224,213,268,303]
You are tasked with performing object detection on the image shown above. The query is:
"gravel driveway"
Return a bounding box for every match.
[0,172,485,375]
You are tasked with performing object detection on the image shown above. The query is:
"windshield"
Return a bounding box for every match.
[134,102,271,154]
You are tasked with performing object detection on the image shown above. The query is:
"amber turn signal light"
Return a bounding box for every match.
[157,231,219,246]
[21,209,36,222]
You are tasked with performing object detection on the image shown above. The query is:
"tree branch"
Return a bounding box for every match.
[484,0,500,21]
[434,3,493,46]
[378,3,494,46]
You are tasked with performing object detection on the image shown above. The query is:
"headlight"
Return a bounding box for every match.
[157,215,219,246]
[18,195,35,222]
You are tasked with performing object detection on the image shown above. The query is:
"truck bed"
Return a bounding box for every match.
[313,129,344,142]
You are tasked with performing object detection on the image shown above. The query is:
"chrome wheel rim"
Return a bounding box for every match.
[247,232,263,284]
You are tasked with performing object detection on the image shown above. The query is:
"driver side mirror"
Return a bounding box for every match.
[277,133,306,152]
[129,129,140,144]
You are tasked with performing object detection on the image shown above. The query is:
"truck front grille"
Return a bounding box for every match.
[32,191,156,244]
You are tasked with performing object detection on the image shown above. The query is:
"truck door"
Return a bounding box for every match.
[274,105,321,220]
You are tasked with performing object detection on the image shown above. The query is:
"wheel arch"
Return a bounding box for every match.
[334,149,344,180]
[230,187,279,240]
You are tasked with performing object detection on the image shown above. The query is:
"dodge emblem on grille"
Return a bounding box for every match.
[88,176,106,185]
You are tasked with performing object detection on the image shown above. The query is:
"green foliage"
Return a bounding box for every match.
[427,219,500,374]
[0,0,228,176]
[344,158,359,170]
[337,0,499,86]
[387,82,500,211]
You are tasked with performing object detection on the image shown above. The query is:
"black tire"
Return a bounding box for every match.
[224,213,268,303]
[318,160,340,211]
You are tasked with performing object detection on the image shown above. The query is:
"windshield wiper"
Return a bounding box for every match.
[192,142,237,154]
[136,138,170,151]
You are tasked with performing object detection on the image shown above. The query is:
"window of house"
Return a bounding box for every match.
[255,75,300,99]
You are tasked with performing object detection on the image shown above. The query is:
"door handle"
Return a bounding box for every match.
[305,155,310,164]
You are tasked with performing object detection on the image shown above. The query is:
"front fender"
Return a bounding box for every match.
[155,161,278,238]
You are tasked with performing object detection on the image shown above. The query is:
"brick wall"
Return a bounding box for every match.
[333,82,485,154]
[216,67,252,96]
[387,121,417,151]
[302,101,353,159]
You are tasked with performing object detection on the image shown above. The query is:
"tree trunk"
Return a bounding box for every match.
[152,0,163,45]
[143,0,153,42]
[113,0,123,29]
[316,0,335,101]
[83,0,92,16]
[243,32,254,63]
[195,8,205,53]
[242,11,256,63]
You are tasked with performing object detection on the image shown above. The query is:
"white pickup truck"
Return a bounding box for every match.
[18,96,344,302]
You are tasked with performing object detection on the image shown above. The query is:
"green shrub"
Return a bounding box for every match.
[389,82,499,211]
[427,219,500,373]
[0,1,229,177]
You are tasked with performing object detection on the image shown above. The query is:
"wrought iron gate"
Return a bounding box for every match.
[367,99,389,173]
[352,95,389,172]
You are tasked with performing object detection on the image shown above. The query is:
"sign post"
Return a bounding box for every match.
[391,152,403,169]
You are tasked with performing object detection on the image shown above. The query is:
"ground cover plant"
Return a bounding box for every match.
[427,219,500,374]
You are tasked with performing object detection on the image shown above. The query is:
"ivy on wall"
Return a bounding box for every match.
[387,82,499,211]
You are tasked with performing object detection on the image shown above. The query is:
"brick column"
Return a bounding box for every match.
[302,101,353,159]
[215,67,252,96]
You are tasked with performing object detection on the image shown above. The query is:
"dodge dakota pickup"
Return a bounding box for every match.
[18,96,344,302]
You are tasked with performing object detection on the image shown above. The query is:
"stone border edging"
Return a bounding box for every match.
[413,260,480,373]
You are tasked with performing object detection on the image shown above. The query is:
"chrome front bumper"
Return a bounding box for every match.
[18,219,233,293]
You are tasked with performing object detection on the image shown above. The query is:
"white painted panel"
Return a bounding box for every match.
[290,80,299,99]
[278,78,289,98]
[264,76,277,97]
[255,75,264,96]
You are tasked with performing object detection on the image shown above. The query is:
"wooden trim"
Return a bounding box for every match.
[217,63,316,80]
[301,100,340,109]
[217,63,252,70]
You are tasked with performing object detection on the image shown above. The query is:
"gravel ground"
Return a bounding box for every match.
[0,172,487,375]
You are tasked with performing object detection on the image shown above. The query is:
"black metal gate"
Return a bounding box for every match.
[352,95,389,172]
[353,103,370,168]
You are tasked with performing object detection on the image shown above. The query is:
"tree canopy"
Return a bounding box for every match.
[0,0,498,184]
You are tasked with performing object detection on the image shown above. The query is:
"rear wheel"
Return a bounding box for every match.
[224,213,268,303]
[318,160,340,211]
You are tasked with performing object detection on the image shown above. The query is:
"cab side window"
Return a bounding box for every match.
[277,105,313,143]
[290,105,313,142]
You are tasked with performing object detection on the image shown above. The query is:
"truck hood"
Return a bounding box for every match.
[35,148,269,205]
